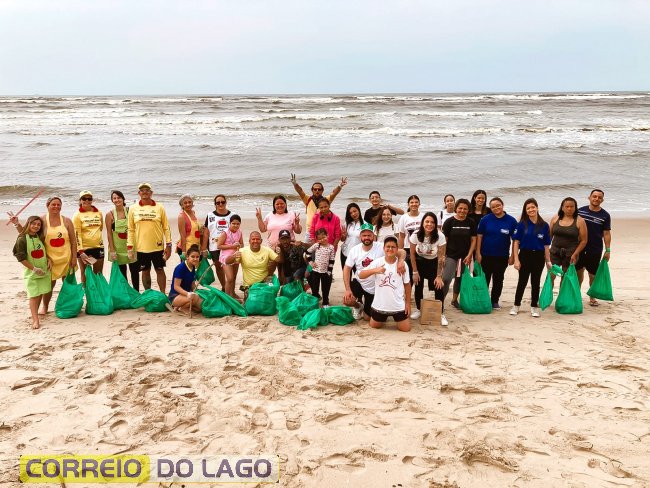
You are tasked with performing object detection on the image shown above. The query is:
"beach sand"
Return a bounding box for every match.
[0,217,648,487]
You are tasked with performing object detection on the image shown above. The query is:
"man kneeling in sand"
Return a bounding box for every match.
[358,236,412,332]
[226,231,282,299]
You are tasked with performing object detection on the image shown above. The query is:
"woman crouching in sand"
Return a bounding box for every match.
[13,216,52,329]
[168,244,203,315]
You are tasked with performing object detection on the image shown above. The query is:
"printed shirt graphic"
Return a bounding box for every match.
[205,211,232,252]
[345,242,384,293]
[409,232,446,260]
[73,207,104,250]
[366,257,410,312]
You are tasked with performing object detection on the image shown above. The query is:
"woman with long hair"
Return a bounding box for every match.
[511,198,551,318]
[373,206,397,243]
[106,190,140,290]
[439,194,455,229]
[340,203,364,270]
[409,212,448,325]
[256,194,302,247]
[468,189,490,228]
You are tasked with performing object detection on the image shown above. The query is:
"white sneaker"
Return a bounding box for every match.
[440,314,448,326]
[352,306,362,320]
[531,307,540,318]
[410,309,421,319]
[509,306,519,316]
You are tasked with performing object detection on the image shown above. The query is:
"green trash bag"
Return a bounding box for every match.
[196,288,231,318]
[291,292,320,316]
[196,257,215,287]
[280,279,303,301]
[132,289,170,313]
[555,264,583,314]
[539,265,564,311]
[109,262,140,310]
[269,274,281,295]
[84,266,114,316]
[325,306,354,325]
[203,285,247,317]
[55,269,84,319]
[276,296,302,326]
[245,281,278,315]
[587,259,613,301]
[459,263,492,314]
[297,308,328,331]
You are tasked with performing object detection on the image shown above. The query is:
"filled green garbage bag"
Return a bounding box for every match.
[196,287,231,318]
[459,263,492,314]
[109,261,140,310]
[325,306,354,325]
[539,264,564,311]
[203,285,247,317]
[555,264,583,314]
[276,296,302,326]
[55,269,84,319]
[245,281,278,315]
[84,266,114,315]
[587,259,613,301]
[297,308,328,331]
[132,289,169,313]
[280,279,303,301]
[291,292,320,316]
[196,257,216,286]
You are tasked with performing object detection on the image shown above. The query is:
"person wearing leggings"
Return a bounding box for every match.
[511,198,551,318]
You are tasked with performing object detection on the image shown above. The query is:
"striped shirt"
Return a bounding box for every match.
[305,243,336,274]
[578,206,611,253]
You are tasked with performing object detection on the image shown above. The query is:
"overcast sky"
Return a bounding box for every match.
[0,0,648,95]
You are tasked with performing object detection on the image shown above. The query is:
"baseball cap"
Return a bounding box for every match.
[138,183,152,190]
[79,190,93,198]
[278,230,291,240]
[360,223,375,233]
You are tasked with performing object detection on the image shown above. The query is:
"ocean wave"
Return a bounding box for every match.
[0,184,65,198]
[492,183,595,196]
[407,110,543,117]
[372,127,506,137]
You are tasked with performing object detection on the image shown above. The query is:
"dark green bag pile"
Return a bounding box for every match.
[197,285,247,317]
[276,296,302,326]
[132,289,169,313]
[291,292,320,316]
[587,259,613,301]
[196,257,216,286]
[325,306,354,325]
[459,263,492,314]
[245,279,280,315]
[109,261,140,310]
[55,269,85,319]
[280,279,303,301]
[539,264,564,311]
[298,308,329,331]
[84,266,114,315]
[555,264,583,314]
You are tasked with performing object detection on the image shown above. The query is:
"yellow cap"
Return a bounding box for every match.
[79,190,93,198]
[138,183,152,190]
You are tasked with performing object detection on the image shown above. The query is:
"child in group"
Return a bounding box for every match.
[304,228,336,306]
[217,215,244,298]
[169,244,203,314]
[13,216,53,329]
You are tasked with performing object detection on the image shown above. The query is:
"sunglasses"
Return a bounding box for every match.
[81,197,93,201]
[215,200,226,205]
[312,188,324,192]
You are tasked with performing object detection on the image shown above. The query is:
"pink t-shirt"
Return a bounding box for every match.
[309,212,342,250]
[264,211,297,246]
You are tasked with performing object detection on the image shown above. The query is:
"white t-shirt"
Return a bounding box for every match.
[397,213,421,245]
[376,225,396,243]
[345,241,384,293]
[366,257,410,312]
[439,209,455,228]
[409,232,447,260]
[341,221,362,257]
[205,211,233,251]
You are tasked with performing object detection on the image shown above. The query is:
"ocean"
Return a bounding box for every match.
[1,93,649,219]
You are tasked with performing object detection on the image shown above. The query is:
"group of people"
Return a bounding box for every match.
[10,176,611,331]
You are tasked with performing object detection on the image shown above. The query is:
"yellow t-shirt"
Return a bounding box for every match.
[240,246,278,287]
[127,201,172,253]
[73,208,104,250]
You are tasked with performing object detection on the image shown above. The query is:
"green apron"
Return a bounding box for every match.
[24,235,52,298]
[111,208,136,265]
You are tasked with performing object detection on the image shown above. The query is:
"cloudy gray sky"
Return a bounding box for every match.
[0,0,648,95]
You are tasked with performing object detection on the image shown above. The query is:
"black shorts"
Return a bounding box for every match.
[575,250,600,275]
[350,279,374,316]
[209,250,221,263]
[550,246,576,271]
[84,247,105,260]
[370,308,408,323]
[138,250,166,271]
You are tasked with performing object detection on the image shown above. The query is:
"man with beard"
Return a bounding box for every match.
[343,223,406,320]
[275,229,309,285]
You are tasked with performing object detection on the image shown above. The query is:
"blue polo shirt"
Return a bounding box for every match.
[477,212,518,257]
[513,220,551,251]
[169,262,196,301]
